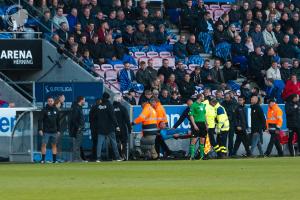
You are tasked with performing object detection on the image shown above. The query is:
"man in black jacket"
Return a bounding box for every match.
[89,98,101,160]
[178,74,195,103]
[113,95,132,160]
[222,93,238,156]
[69,96,86,162]
[250,95,266,157]
[94,92,122,162]
[38,97,61,163]
[285,94,300,156]
[232,96,251,157]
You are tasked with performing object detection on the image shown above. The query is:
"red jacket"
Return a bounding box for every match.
[282,80,300,100]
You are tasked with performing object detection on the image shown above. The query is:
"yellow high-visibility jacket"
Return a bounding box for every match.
[203,100,216,128]
[214,103,230,132]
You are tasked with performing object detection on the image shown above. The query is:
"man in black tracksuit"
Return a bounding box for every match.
[89,98,102,160]
[38,97,61,163]
[232,96,251,157]
[222,93,238,156]
[94,92,121,162]
[250,96,266,156]
[113,96,131,160]
[285,94,300,156]
[69,96,86,162]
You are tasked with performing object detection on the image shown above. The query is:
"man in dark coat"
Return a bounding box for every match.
[38,97,61,163]
[285,94,300,156]
[250,96,266,157]
[94,92,122,162]
[232,96,251,157]
[89,98,101,160]
[113,95,131,160]
[69,96,86,162]
[178,74,195,103]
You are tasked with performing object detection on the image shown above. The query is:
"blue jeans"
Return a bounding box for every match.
[251,132,263,156]
[97,132,120,160]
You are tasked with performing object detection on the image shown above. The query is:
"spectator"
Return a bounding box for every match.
[250,24,265,48]
[94,11,105,30]
[181,0,197,32]
[215,90,224,103]
[139,9,151,26]
[265,78,282,103]
[73,23,82,42]
[178,73,195,102]
[85,21,96,42]
[159,89,171,105]
[88,35,102,64]
[186,34,202,56]
[211,59,227,90]
[79,7,92,30]
[174,60,187,84]
[263,23,279,48]
[282,74,300,100]
[100,35,118,65]
[116,10,128,33]
[201,59,217,89]
[253,10,266,29]
[287,12,300,37]
[190,66,203,87]
[157,59,173,83]
[107,10,118,30]
[97,21,110,43]
[231,35,249,75]
[118,61,136,92]
[78,35,88,55]
[65,36,76,51]
[223,60,238,83]
[249,47,265,87]
[173,35,188,61]
[133,23,149,46]
[263,47,280,70]
[136,61,151,89]
[217,13,230,30]
[156,24,169,45]
[114,35,135,65]
[196,11,214,53]
[56,22,69,42]
[278,35,296,60]
[66,8,78,33]
[123,25,135,47]
[266,60,282,80]
[123,0,137,22]
[146,59,157,83]
[170,91,182,105]
[70,43,80,60]
[240,81,252,104]
[81,49,94,71]
[123,89,137,105]
[225,24,239,43]
[151,10,168,30]
[53,7,69,30]
[228,4,241,24]
[291,36,300,60]
[39,10,53,36]
[291,59,300,80]
[280,61,291,82]
[136,0,148,18]
[146,24,157,44]
[213,23,227,45]
[274,22,284,44]
[166,74,179,94]
[90,0,101,17]
[152,89,159,100]
[245,36,254,53]
[240,23,251,43]
[138,90,153,105]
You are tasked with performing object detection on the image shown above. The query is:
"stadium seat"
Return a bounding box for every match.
[207,9,214,20]
[93,64,101,70]
[130,64,139,70]
[129,52,134,56]
[210,4,220,10]
[105,70,118,82]
[152,57,163,68]
[138,57,149,64]
[214,9,225,21]
[114,64,124,71]
[134,52,146,58]
[166,57,175,67]
[159,51,172,58]
[101,64,113,71]
[146,51,159,58]
[212,90,217,96]
[221,4,231,12]
[188,64,200,71]
[183,64,188,70]
[204,5,209,10]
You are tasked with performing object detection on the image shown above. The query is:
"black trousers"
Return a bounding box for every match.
[208,128,217,147]
[265,130,283,156]
[91,129,98,160]
[288,128,300,156]
[232,129,251,156]
[155,135,171,156]
[227,125,235,156]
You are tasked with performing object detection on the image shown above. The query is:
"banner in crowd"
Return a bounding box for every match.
[132,104,287,133]
[0,39,42,70]
[35,82,104,148]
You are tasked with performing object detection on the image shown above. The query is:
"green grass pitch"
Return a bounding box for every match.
[0,158,299,200]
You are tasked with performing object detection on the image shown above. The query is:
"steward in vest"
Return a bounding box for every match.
[154,99,172,158]
[265,99,284,157]
[203,97,219,155]
[132,99,158,159]
[189,93,207,160]
[210,98,230,158]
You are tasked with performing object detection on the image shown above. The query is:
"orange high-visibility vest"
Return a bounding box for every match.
[266,104,283,129]
[155,102,168,126]
[134,103,158,135]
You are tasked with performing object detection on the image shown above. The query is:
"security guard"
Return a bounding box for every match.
[154,98,172,157]
[132,98,158,159]
[265,99,284,157]
[210,98,230,158]
[203,97,218,155]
